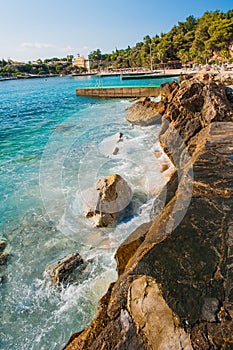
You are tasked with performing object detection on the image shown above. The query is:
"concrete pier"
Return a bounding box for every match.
[76,86,160,98]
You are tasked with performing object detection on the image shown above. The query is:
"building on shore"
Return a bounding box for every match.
[73,55,90,72]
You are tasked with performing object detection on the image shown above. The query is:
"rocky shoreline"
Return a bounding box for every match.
[62,73,233,350]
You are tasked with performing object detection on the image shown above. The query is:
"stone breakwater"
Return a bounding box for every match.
[63,74,233,350]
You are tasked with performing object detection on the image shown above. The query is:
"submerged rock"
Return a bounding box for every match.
[45,252,84,286]
[0,239,9,266]
[0,253,8,265]
[98,132,123,157]
[0,239,7,252]
[86,174,133,227]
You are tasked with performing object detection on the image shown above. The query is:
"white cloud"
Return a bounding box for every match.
[21,42,55,49]
[60,45,89,53]
[14,43,90,61]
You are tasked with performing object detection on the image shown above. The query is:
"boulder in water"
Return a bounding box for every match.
[125,97,165,126]
[86,174,133,227]
[45,252,84,286]
[0,239,9,265]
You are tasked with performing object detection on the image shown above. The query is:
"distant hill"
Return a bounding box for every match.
[89,10,233,69]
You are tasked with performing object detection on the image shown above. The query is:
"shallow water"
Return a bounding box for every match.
[0,75,172,350]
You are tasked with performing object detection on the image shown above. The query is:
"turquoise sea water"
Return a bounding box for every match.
[0,75,173,350]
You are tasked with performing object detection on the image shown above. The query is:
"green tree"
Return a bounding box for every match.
[88,49,102,61]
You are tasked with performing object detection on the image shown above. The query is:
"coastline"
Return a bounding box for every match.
[1,78,169,350]
[0,73,96,82]
[62,73,233,350]
[1,72,233,350]
[0,74,60,81]
[1,68,232,83]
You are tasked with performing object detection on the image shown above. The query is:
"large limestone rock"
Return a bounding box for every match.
[63,74,233,349]
[125,81,179,126]
[159,73,233,166]
[132,122,233,324]
[128,276,192,349]
[63,274,193,350]
[86,174,133,227]
[126,97,165,126]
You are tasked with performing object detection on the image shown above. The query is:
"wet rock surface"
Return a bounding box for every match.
[86,174,133,227]
[125,97,165,126]
[63,74,233,349]
[115,222,152,276]
[45,252,84,286]
[0,239,11,286]
[0,239,9,266]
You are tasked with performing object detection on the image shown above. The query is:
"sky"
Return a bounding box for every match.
[0,0,232,62]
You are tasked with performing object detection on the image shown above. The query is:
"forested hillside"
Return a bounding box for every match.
[89,10,233,69]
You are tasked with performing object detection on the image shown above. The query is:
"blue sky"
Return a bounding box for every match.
[0,0,232,61]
